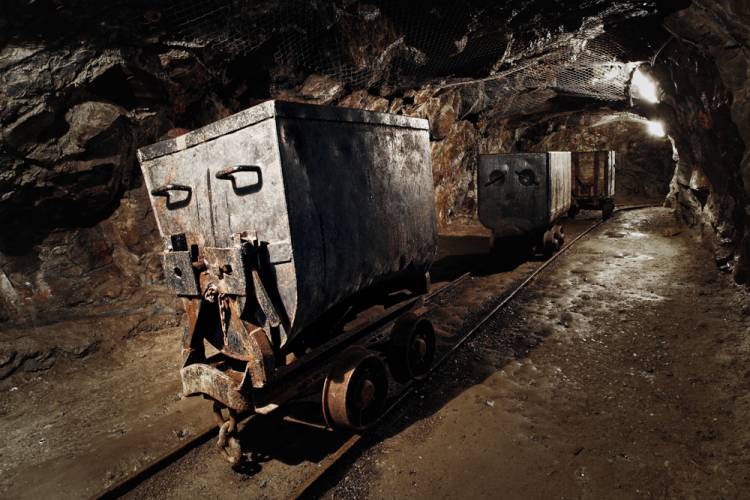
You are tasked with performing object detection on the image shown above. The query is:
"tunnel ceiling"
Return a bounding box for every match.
[4,0,688,117]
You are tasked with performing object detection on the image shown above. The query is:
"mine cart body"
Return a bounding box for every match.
[478,152,572,241]
[570,150,615,216]
[137,100,437,411]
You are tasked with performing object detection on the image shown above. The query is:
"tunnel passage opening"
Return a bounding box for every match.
[485,109,678,208]
[588,113,673,203]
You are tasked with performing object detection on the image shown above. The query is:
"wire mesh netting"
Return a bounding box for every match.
[157,0,643,111]
[474,26,637,117]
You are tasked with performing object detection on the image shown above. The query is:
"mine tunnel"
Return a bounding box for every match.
[1,1,749,498]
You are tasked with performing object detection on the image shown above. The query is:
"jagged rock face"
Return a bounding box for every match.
[656,1,750,281]
[0,0,747,328]
[0,39,243,323]
[430,120,479,224]
[657,48,743,264]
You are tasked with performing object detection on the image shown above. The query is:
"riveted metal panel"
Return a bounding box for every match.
[478,153,547,238]
[571,150,616,201]
[547,151,572,222]
[139,100,436,349]
[607,150,616,198]
[276,109,437,336]
[479,152,571,238]
[162,251,200,296]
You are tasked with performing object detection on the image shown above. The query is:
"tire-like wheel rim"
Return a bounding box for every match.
[388,315,436,383]
[344,358,388,429]
[406,320,435,380]
[554,225,565,245]
[543,231,558,257]
[322,347,388,431]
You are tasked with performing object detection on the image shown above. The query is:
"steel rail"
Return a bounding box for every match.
[288,203,656,498]
[94,279,472,500]
[94,204,656,500]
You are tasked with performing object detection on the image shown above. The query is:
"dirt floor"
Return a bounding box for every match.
[0,307,206,499]
[2,206,748,499]
[107,212,609,499]
[326,207,750,499]
[0,203,539,499]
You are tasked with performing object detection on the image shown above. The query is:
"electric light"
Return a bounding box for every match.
[646,120,665,137]
[631,67,659,103]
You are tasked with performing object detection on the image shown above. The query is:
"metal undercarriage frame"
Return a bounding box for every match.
[174,237,430,416]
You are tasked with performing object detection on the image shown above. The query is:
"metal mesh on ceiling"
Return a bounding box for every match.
[159,0,638,110]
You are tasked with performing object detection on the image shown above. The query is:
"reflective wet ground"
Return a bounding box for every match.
[327,207,750,499]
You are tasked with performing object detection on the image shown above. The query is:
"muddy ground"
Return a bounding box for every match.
[325,207,750,499]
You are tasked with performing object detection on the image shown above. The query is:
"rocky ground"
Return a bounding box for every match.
[326,207,750,499]
[0,318,207,499]
[118,212,610,500]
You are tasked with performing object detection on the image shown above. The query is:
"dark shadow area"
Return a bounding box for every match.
[302,283,549,498]
[227,403,355,478]
[430,234,490,282]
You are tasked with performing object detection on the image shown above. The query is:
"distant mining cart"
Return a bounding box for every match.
[478,152,572,258]
[569,150,616,218]
[138,101,438,465]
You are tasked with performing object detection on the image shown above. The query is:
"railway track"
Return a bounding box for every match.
[95,204,654,500]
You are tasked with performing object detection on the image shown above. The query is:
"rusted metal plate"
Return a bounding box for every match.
[162,251,200,296]
[478,152,571,238]
[571,150,615,202]
[181,363,253,412]
[548,151,572,222]
[138,100,436,354]
[203,247,247,296]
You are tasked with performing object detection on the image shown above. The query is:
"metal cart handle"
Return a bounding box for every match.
[151,184,192,197]
[215,165,261,180]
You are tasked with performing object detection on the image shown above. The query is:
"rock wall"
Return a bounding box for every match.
[0,0,747,332]
[0,43,243,324]
[657,1,750,282]
[0,48,703,330]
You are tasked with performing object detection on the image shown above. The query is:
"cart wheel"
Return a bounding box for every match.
[602,199,615,219]
[322,346,388,432]
[553,225,565,246]
[387,313,436,383]
[542,230,559,258]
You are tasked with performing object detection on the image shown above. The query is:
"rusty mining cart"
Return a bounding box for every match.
[478,152,572,258]
[569,150,616,218]
[138,100,438,464]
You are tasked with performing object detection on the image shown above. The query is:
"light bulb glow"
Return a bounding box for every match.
[631,67,659,103]
[646,120,665,137]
